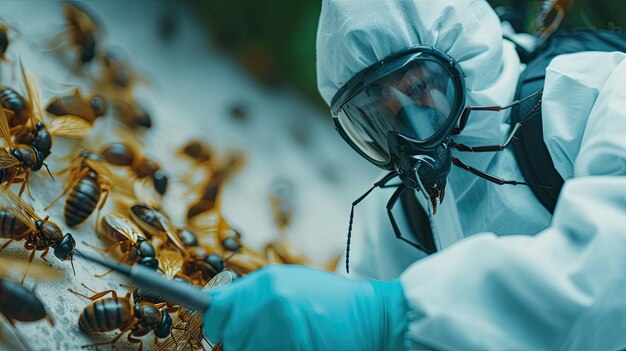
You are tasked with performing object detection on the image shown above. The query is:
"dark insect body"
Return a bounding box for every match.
[49,2,102,66]
[0,188,76,283]
[100,142,168,195]
[129,204,186,255]
[47,151,111,227]
[0,23,10,62]
[11,64,92,162]
[0,277,53,350]
[112,100,152,128]
[46,88,107,124]
[0,86,28,127]
[97,214,159,270]
[72,288,172,351]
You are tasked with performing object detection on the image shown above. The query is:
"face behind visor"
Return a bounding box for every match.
[331,46,466,198]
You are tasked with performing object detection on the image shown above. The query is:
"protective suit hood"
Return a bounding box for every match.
[316,0,522,146]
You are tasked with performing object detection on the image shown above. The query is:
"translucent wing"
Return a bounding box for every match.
[0,107,15,149]
[158,249,183,280]
[0,148,21,170]
[20,63,44,125]
[47,116,91,138]
[159,309,205,351]
[101,213,144,243]
[161,272,232,350]
[227,248,268,274]
[202,271,233,291]
[0,187,38,232]
[154,212,188,255]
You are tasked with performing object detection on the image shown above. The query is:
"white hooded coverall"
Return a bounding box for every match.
[316,1,626,350]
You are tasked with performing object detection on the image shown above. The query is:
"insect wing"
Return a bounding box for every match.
[158,249,183,280]
[0,106,15,149]
[0,148,21,170]
[0,187,38,232]
[202,271,232,291]
[47,116,91,138]
[103,213,144,243]
[20,63,44,125]
[83,157,113,179]
[154,211,187,254]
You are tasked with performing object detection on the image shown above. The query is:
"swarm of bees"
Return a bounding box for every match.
[0,3,323,350]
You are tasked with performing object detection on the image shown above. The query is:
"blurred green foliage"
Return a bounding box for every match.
[187,0,624,108]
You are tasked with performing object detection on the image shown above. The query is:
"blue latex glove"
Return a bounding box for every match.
[203,265,408,351]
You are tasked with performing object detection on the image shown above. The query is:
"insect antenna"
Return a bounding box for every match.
[42,162,55,182]
[223,248,240,263]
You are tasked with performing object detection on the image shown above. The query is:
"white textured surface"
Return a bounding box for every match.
[0,1,377,350]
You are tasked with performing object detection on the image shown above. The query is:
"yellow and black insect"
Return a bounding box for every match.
[129,203,187,255]
[160,271,233,351]
[70,286,172,351]
[0,107,53,197]
[45,87,107,125]
[96,213,158,271]
[185,150,246,219]
[112,99,152,129]
[13,63,91,160]
[97,50,148,98]
[132,249,189,313]
[0,85,29,128]
[45,151,111,227]
[100,140,168,196]
[49,2,102,66]
[0,187,76,283]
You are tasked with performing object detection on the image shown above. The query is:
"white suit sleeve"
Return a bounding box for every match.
[399,57,626,350]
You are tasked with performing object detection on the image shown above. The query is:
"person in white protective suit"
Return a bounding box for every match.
[203,1,626,350]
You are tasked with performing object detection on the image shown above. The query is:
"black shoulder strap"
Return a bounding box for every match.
[511,29,626,213]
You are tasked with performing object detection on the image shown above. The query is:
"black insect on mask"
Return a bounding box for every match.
[331,46,549,272]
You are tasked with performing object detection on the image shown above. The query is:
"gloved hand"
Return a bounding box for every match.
[203,265,408,351]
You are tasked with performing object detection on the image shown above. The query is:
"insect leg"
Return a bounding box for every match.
[344,171,398,273]
[453,97,542,151]
[452,157,555,190]
[94,269,114,278]
[385,185,430,251]
[20,246,37,284]
[81,329,129,349]
[127,332,143,351]
[17,170,29,198]
[453,89,543,134]
[0,239,14,251]
[69,287,118,301]
[39,247,52,266]
[93,182,110,232]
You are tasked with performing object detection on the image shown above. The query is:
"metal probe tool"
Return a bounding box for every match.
[75,250,211,312]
